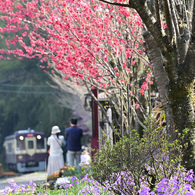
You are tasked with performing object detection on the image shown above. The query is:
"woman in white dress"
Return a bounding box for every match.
[47,126,64,176]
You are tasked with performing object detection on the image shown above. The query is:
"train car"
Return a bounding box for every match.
[3,128,47,173]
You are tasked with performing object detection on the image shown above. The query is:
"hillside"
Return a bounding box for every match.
[0,57,91,153]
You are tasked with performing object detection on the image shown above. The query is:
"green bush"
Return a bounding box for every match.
[91,117,187,194]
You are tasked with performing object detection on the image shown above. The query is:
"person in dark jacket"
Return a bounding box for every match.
[65,118,83,171]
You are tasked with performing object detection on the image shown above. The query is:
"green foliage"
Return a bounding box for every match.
[0,57,72,152]
[36,177,111,195]
[91,117,187,193]
[35,187,67,195]
[60,165,78,177]
[0,60,22,77]
[47,164,92,181]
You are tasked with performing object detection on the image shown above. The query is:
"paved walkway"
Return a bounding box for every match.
[0,172,47,193]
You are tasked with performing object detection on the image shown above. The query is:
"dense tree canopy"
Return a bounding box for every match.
[0,0,153,133]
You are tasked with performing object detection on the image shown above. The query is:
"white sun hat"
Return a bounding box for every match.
[51,126,61,134]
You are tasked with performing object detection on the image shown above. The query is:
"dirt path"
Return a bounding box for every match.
[0,172,47,193]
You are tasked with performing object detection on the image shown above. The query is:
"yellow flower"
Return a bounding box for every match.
[67,166,75,171]
[70,167,75,171]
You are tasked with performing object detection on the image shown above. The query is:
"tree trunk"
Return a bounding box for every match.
[143,32,175,137]
[131,0,195,171]
[143,30,195,170]
[170,48,195,169]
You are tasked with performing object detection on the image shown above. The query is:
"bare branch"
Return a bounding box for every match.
[155,0,161,28]
[99,0,132,8]
[162,0,173,41]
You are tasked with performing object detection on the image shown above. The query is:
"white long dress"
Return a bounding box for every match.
[47,135,64,176]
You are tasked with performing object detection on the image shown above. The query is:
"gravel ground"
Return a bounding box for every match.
[0,172,47,193]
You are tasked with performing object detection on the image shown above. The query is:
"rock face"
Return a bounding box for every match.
[49,73,91,132]
[49,73,92,148]
[0,58,92,153]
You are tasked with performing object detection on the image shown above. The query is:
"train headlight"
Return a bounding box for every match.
[37,135,41,139]
[18,155,23,160]
[19,136,24,140]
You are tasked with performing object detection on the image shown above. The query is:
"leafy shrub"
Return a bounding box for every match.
[139,167,195,195]
[2,172,194,194]
[91,118,189,194]
[37,174,114,195]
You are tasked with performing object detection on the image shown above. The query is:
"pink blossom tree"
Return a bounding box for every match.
[0,0,153,137]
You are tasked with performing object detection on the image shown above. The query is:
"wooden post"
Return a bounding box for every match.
[91,88,99,159]
[0,164,3,175]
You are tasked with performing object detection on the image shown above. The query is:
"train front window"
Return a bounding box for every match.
[28,140,34,149]
[36,136,44,149]
[17,140,25,151]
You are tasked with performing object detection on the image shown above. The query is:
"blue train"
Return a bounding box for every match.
[3,128,47,173]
